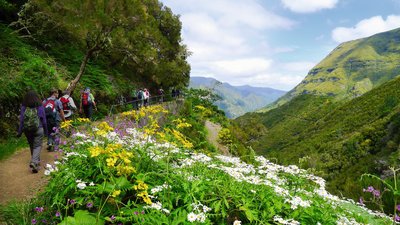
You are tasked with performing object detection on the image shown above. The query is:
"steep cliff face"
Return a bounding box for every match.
[261,27,400,111]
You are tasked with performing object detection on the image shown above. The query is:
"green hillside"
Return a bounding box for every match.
[190,77,285,118]
[0,0,190,138]
[0,96,395,224]
[261,27,400,111]
[236,76,400,210]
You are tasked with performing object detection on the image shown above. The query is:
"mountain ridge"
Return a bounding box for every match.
[235,27,400,210]
[260,27,400,111]
[190,76,286,118]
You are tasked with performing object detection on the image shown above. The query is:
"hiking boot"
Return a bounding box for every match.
[47,145,54,152]
[29,163,38,173]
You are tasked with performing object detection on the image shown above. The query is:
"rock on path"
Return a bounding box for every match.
[0,146,57,205]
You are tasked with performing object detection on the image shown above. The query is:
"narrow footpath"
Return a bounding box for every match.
[205,120,230,156]
[0,118,224,205]
[0,146,57,205]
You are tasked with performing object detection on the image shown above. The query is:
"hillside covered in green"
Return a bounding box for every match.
[190,77,285,118]
[0,0,190,138]
[261,27,400,111]
[0,91,395,225]
[236,33,400,213]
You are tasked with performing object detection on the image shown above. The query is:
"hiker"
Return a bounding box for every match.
[43,89,65,152]
[131,88,138,109]
[158,87,165,102]
[172,88,176,98]
[144,88,150,106]
[17,90,48,173]
[60,91,77,120]
[79,87,97,120]
[118,95,126,105]
[137,88,144,109]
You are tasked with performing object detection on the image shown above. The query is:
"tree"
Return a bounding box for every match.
[14,0,190,93]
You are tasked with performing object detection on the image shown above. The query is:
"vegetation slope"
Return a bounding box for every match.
[261,27,400,111]
[190,77,285,118]
[0,94,395,225]
[0,0,190,139]
[236,75,400,213]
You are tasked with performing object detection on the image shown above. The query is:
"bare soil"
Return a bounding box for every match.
[0,145,58,205]
[205,120,230,156]
[0,118,224,205]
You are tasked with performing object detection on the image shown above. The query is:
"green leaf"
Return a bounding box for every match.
[239,206,256,222]
[115,176,131,190]
[59,210,104,225]
[223,198,230,209]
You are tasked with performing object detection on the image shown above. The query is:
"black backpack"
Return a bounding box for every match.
[43,99,57,126]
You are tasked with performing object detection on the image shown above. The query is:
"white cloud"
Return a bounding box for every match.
[332,15,400,43]
[190,59,314,90]
[211,58,273,76]
[228,73,305,90]
[282,61,315,72]
[161,0,305,90]
[163,0,294,30]
[281,0,338,13]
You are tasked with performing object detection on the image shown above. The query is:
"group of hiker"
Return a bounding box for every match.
[129,87,183,109]
[17,87,96,173]
[17,85,181,173]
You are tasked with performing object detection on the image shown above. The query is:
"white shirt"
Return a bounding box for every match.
[61,94,77,118]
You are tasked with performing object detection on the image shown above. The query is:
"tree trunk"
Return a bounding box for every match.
[65,49,94,94]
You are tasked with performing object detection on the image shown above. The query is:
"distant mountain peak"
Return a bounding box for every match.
[190,76,286,118]
[260,27,400,112]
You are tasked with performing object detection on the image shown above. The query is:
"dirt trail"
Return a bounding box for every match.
[0,118,222,205]
[205,120,230,156]
[0,145,58,205]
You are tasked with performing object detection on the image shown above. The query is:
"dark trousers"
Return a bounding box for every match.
[47,121,60,149]
[83,104,93,120]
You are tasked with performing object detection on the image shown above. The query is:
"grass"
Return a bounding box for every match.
[0,138,27,161]
[0,199,34,225]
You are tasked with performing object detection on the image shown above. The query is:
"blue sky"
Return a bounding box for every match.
[160,0,400,91]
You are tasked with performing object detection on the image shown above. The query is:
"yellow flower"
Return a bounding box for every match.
[195,105,206,111]
[106,157,118,167]
[133,180,148,190]
[137,191,152,205]
[88,146,102,157]
[173,118,192,129]
[60,120,73,129]
[77,118,90,123]
[171,129,193,149]
[96,130,107,136]
[112,190,121,197]
[104,143,122,153]
[143,196,152,205]
[116,165,136,176]
[97,122,114,132]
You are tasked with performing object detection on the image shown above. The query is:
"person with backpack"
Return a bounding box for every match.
[60,91,77,120]
[43,89,65,152]
[158,87,165,102]
[17,90,48,173]
[137,88,144,109]
[144,88,150,106]
[130,88,138,110]
[79,87,97,120]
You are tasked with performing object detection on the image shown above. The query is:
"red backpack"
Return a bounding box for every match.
[82,92,89,106]
[60,97,70,110]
